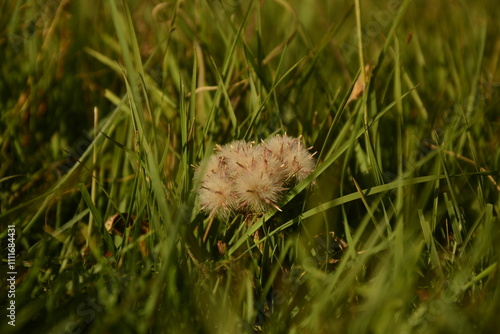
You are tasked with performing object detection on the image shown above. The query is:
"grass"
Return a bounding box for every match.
[1,0,499,333]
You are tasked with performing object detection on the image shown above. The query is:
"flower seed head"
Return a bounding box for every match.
[194,134,316,220]
[197,167,236,219]
[263,134,316,183]
[235,169,286,213]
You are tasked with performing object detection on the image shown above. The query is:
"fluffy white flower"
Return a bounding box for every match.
[194,154,236,219]
[194,134,316,219]
[235,168,286,212]
[263,134,316,182]
[233,147,288,212]
[215,140,256,173]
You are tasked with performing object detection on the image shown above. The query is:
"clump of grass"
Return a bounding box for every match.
[1,0,499,333]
